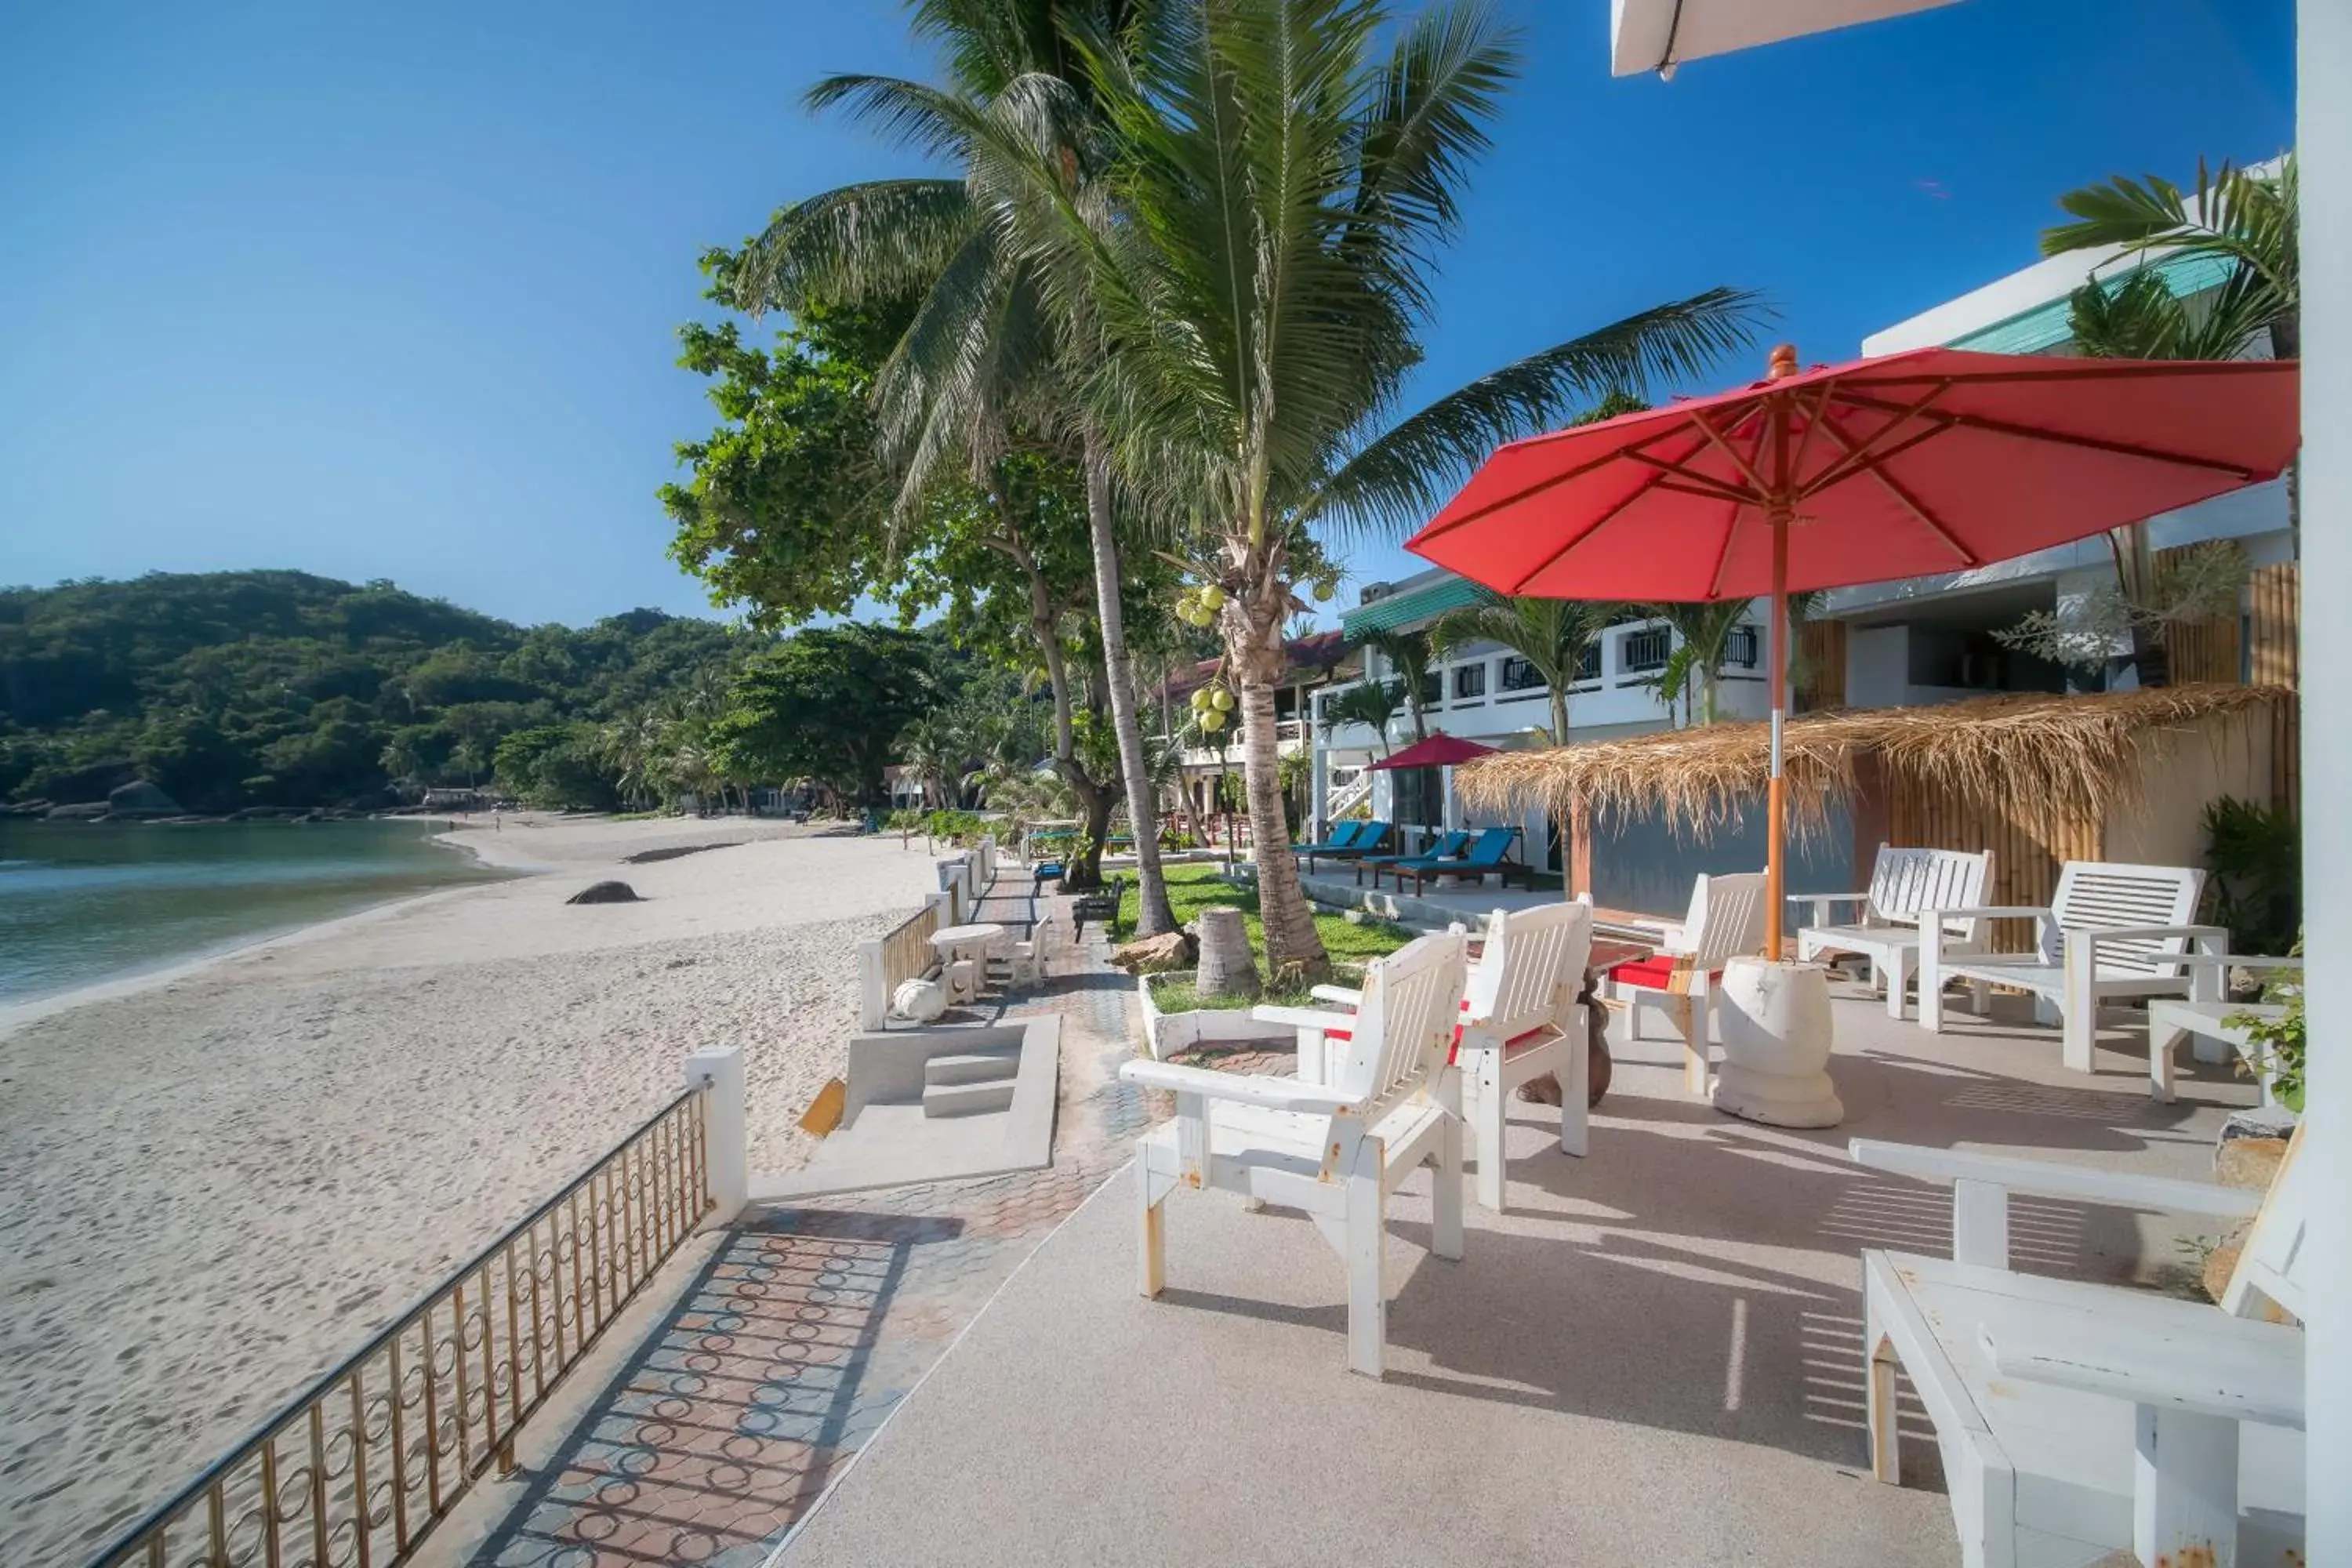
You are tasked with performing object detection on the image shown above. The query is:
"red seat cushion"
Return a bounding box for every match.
[1605,954,1722,991]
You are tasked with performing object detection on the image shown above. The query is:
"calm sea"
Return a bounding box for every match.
[0,818,511,1007]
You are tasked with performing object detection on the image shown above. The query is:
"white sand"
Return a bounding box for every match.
[0,815,948,1563]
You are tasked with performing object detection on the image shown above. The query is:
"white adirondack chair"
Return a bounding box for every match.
[1794,844,1994,1018]
[2146,952,2298,1105]
[1602,871,1768,1094]
[1117,931,1469,1378]
[1851,1124,2311,1567]
[1296,901,1595,1213]
[1918,861,2220,1076]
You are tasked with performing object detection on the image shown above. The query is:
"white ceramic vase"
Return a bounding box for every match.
[1713,956,1844,1128]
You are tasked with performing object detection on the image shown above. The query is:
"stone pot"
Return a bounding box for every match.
[1712,956,1844,1128]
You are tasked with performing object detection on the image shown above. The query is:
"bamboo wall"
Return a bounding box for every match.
[2250,561,2300,811]
[1885,771,2100,953]
[1797,621,1847,711]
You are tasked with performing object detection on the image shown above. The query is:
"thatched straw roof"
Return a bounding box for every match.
[1455,684,2287,843]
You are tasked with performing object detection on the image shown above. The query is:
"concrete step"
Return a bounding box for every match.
[924,1050,1021,1087]
[922,1079,1016,1119]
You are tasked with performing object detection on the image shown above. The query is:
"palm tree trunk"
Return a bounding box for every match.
[1236,675,1326,984]
[1083,439,1178,937]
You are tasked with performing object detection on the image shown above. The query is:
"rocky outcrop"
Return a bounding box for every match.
[44,801,111,820]
[105,780,181,818]
[566,880,643,906]
[1109,930,1197,975]
[34,760,137,807]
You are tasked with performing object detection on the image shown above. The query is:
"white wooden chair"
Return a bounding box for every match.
[1602,871,1768,1094]
[1850,1124,2310,1567]
[1794,844,1994,1018]
[2146,952,2297,1105]
[1117,931,1469,1378]
[1296,901,1595,1213]
[1918,862,2220,1076]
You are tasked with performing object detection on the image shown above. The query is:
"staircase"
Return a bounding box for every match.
[1326,771,1374,821]
[920,1045,1020,1118]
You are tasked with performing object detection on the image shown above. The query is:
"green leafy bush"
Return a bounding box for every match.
[2227,938,2305,1112]
[2201,796,2299,955]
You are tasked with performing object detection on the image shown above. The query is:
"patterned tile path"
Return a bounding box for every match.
[470,877,1155,1568]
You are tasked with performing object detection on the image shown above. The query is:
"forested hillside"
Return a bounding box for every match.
[0,572,751,811]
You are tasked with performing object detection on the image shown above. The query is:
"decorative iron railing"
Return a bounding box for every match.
[89,1085,713,1568]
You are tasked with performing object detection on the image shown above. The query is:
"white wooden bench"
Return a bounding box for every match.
[1851,1126,2310,1566]
[1795,844,1993,1019]
[1602,871,1767,1094]
[1917,861,2219,1076]
[1119,931,1468,1378]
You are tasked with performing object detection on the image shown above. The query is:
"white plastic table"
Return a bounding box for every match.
[931,923,1008,1004]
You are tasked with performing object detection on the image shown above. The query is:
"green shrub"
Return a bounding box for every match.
[2201,796,2299,955]
[2227,937,2305,1112]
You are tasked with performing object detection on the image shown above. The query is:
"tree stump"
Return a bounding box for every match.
[1193,907,1260,1000]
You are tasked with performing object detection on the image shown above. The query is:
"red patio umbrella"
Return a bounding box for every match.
[1367,731,1497,771]
[1407,343,2299,960]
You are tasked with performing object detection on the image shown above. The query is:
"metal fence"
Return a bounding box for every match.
[90,1084,713,1568]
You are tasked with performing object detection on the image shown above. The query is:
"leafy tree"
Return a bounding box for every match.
[1361,630,1437,744]
[1317,679,1403,760]
[1429,593,1617,746]
[733,0,1187,934]
[713,624,940,804]
[1004,0,1762,978]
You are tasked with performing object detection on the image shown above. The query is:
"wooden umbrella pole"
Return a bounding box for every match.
[1763,344,1800,963]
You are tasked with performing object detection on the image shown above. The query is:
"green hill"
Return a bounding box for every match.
[0,571,749,812]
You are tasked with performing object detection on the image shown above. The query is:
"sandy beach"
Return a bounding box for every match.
[0,815,948,1563]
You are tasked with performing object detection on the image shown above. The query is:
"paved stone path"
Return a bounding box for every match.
[470,877,1155,1568]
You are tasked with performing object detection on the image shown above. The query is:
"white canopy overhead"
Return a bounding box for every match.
[1610,0,1962,78]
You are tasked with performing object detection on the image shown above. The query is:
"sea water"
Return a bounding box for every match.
[0,818,509,1006]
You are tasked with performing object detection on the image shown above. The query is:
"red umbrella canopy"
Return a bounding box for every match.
[1368,731,1497,771]
[1406,346,2300,601]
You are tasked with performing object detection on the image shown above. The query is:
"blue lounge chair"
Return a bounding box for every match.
[1360,829,1470,887]
[1301,820,1392,873]
[1290,818,1368,857]
[1390,826,1534,894]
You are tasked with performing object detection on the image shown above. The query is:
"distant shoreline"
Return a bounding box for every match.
[0,818,515,1039]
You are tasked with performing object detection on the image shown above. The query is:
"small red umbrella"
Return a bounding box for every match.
[1367,731,1498,771]
[1408,343,2299,960]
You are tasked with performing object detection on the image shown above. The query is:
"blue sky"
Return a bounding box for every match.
[0,0,2294,630]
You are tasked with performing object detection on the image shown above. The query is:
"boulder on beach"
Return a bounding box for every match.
[567,880,644,906]
[1110,930,1196,975]
[105,780,182,818]
[45,801,111,820]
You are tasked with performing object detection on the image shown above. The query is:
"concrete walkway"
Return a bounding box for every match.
[777,983,2259,1568]
[450,873,1150,1568]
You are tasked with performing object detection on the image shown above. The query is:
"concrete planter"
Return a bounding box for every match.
[1712,956,1845,1128]
[1138,971,1290,1061]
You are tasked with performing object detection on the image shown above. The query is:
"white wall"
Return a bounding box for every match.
[1846,625,1910,709]
[2297,2,2347,1551]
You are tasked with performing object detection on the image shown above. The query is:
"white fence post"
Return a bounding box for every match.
[857,937,889,1030]
[686,1047,748,1226]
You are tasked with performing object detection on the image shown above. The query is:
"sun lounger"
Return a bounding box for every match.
[1289,818,1370,860]
[1301,819,1391,873]
[1388,825,1534,894]
[1356,828,1468,887]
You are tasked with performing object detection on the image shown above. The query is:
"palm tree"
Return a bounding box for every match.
[1026,0,1762,980]
[1428,593,1614,746]
[1362,630,1434,743]
[735,0,1184,936]
[1317,678,1405,760]
[2042,156,2298,359]
[1646,601,1752,727]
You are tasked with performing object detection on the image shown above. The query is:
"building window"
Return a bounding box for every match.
[1499,656,1544,692]
[1453,663,1486,701]
[1573,642,1602,682]
[1420,670,1443,707]
[1726,625,1760,669]
[1621,625,1671,673]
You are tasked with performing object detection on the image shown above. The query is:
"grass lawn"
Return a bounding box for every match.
[1120,862,1417,1011]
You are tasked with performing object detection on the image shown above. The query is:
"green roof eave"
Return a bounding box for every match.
[1947,252,2239,355]
[1340,575,1488,637]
